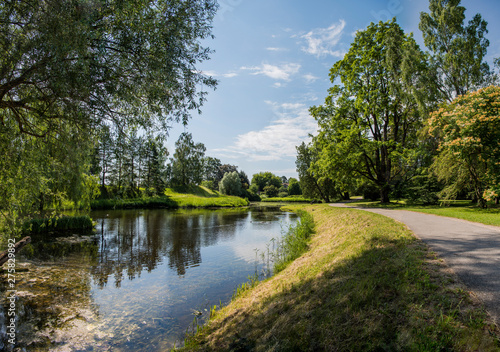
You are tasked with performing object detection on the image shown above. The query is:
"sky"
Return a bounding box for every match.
[166,0,500,180]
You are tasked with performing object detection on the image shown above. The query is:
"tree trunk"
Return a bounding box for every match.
[0,237,31,267]
[380,186,390,203]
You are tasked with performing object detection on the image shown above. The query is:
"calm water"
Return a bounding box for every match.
[0,207,297,351]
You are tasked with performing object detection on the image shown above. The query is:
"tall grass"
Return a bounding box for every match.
[273,210,314,273]
[22,215,94,234]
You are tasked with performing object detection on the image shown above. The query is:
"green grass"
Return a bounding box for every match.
[91,186,248,210]
[178,205,500,351]
[22,215,94,234]
[260,196,315,203]
[345,199,500,227]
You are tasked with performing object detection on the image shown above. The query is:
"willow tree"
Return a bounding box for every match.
[311,20,429,203]
[0,0,217,240]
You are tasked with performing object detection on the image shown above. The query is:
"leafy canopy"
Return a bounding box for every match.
[0,0,218,137]
[428,85,500,206]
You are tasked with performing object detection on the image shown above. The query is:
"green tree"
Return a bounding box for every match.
[142,136,168,195]
[295,142,337,202]
[287,178,302,196]
[251,172,282,193]
[170,132,206,187]
[239,171,250,190]
[428,86,500,207]
[419,0,491,101]
[263,185,279,198]
[0,0,218,138]
[219,171,243,196]
[311,20,428,203]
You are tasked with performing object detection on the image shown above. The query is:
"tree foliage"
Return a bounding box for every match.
[287,178,301,196]
[295,142,337,202]
[428,85,500,207]
[309,20,428,203]
[219,171,242,196]
[0,0,218,137]
[251,172,282,193]
[419,0,491,101]
[170,132,206,187]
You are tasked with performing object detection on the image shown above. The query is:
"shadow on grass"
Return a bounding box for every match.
[188,234,499,351]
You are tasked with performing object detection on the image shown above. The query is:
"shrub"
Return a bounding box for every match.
[219,171,243,196]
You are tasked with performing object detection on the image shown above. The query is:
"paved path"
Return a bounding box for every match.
[330,203,500,326]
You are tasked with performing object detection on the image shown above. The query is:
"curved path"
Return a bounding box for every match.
[330,203,500,326]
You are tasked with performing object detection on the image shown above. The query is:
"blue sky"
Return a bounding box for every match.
[166,0,500,179]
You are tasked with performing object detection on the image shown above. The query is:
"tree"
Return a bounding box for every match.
[428,86,500,207]
[0,0,218,138]
[419,0,491,101]
[287,178,302,196]
[142,136,169,195]
[170,132,206,187]
[0,0,217,239]
[263,185,279,198]
[310,20,428,203]
[251,172,282,193]
[239,171,250,190]
[219,171,242,196]
[295,142,338,202]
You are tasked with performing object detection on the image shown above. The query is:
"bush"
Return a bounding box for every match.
[219,171,243,196]
[263,185,279,198]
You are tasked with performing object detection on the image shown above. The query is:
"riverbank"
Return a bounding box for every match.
[91,186,249,210]
[179,204,500,351]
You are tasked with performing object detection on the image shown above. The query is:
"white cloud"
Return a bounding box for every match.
[241,63,301,81]
[214,102,317,162]
[201,70,238,78]
[266,47,288,52]
[303,74,319,84]
[300,20,346,57]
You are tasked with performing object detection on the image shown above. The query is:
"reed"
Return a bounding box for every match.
[22,215,94,234]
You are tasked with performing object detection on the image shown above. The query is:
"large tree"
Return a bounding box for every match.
[310,20,429,203]
[0,0,217,239]
[0,0,218,137]
[419,0,491,102]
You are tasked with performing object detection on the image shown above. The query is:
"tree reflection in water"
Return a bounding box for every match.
[0,207,296,351]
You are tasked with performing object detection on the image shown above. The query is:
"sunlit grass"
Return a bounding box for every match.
[345,199,500,227]
[90,186,248,210]
[178,205,499,351]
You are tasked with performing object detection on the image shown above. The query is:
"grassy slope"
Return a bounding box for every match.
[346,200,500,227]
[91,186,248,210]
[180,205,499,351]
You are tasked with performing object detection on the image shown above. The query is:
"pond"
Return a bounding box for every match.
[0,206,298,351]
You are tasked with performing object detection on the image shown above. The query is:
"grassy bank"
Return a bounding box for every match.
[346,199,500,227]
[260,196,315,203]
[91,186,248,210]
[179,204,499,351]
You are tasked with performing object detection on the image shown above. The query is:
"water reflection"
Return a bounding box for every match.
[1,207,297,351]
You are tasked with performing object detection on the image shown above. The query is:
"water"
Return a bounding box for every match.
[0,207,297,351]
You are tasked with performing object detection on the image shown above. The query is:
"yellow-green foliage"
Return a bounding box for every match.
[180,205,499,351]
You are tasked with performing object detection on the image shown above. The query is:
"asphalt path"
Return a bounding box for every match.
[330,203,500,326]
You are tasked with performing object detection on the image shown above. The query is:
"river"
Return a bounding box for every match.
[0,206,297,351]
